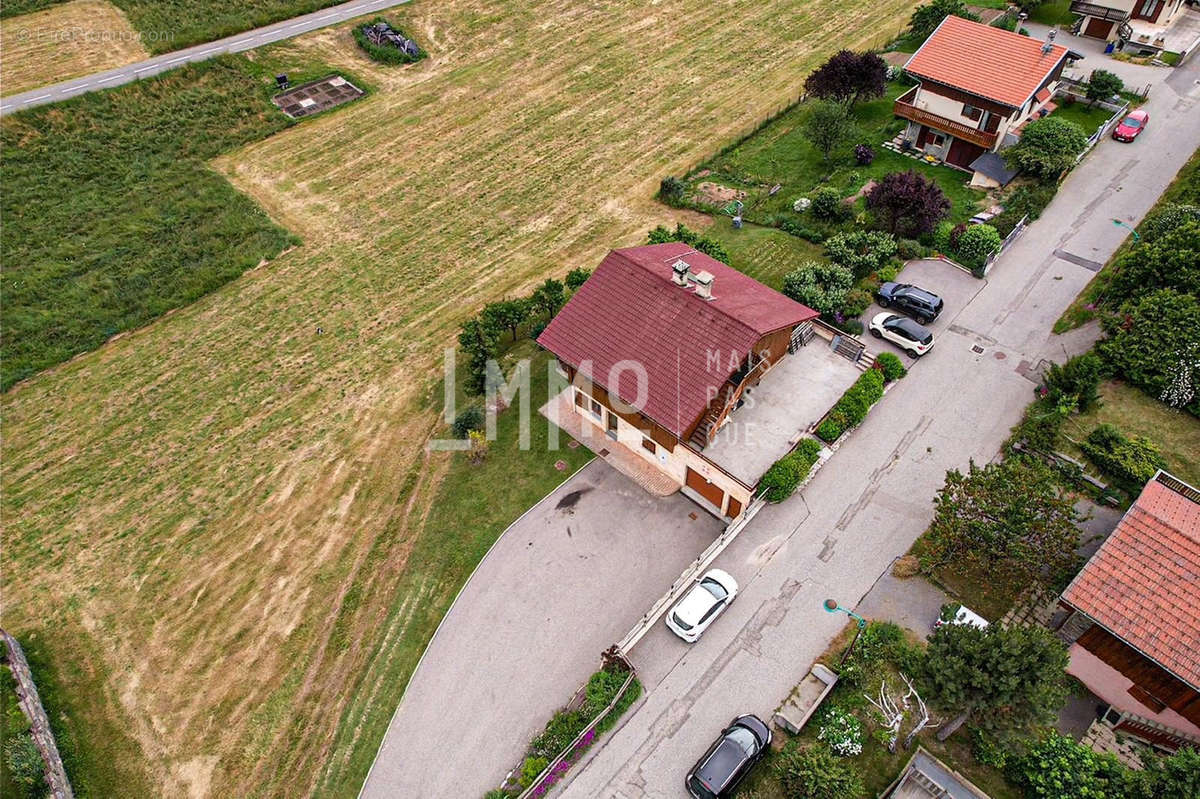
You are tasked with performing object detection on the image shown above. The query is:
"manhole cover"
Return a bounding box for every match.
[567,440,580,449]
[971,344,986,354]
[598,448,609,457]
[994,351,1007,360]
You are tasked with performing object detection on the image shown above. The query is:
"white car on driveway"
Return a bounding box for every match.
[869,312,935,357]
[666,569,738,643]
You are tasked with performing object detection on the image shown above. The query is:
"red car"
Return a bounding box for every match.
[1112,109,1149,142]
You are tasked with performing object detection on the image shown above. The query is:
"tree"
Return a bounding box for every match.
[866,170,950,236]
[804,50,888,108]
[1106,220,1200,305]
[529,278,565,317]
[646,223,730,264]
[1099,288,1200,415]
[802,100,858,162]
[1086,69,1124,106]
[565,267,592,291]
[458,316,499,395]
[774,742,864,799]
[924,624,1069,740]
[923,458,1081,586]
[781,261,854,315]
[481,298,530,341]
[1004,116,1089,179]
[823,230,898,278]
[955,224,1001,270]
[909,0,979,41]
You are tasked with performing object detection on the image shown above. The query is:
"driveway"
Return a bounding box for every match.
[560,51,1200,799]
[864,258,984,368]
[359,459,723,799]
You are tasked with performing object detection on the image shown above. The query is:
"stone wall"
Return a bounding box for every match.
[1,630,73,799]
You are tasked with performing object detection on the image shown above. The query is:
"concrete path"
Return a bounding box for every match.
[359,460,723,799]
[0,0,410,115]
[560,53,1200,799]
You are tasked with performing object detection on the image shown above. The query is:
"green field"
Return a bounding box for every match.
[703,221,828,290]
[1050,100,1116,137]
[1028,0,1078,27]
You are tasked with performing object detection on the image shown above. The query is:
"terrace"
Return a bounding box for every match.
[893,86,1000,150]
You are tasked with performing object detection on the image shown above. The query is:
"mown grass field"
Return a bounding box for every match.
[0,0,148,95]
[1,0,922,795]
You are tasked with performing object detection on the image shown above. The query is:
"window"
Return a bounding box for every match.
[1137,0,1159,16]
[641,437,656,455]
[927,132,945,148]
[574,390,586,408]
[588,397,602,419]
[962,103,982,121]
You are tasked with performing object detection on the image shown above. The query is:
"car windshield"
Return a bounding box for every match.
[1123,116,1142,128]
[701,577,728,602]
[727,726,759,757]
[671,611,694,631]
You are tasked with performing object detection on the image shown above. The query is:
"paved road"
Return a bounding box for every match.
[561,55,1200,799]
[0,0,410,115]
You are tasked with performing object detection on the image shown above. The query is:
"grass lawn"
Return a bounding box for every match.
[1028,0,1077,26]
[1050,100,1117,136]
[703,221,829,291]
[0,0,926,795]
[1059,380,1200,487]
[684,82,986,228]
[1055,145,1200,332]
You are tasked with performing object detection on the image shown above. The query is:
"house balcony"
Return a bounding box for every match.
[1070,1,1130,22]
[893,87,1000,150]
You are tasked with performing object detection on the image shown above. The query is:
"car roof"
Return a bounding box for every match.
[889,316,930,338]
[896,284,939,303]
[696,736,750,790]
[674,582,718,625]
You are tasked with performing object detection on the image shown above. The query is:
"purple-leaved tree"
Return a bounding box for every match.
[866,170,951,237]
[804,50,888,109]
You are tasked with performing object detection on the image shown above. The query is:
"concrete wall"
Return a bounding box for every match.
[1068,643,1200,739]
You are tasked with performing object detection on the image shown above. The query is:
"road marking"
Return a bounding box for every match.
[287,22,306,29]
[196,48,219,56]
[96,75,120,84]
[166,56,187,64]
[134,66,156,74]
[60,87,77,93]
[29,94,51,101]
[316,13,337,19]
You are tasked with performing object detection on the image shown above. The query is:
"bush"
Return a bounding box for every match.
[1003,182,1057,222]
[1139,203,1200,242]
[1081,424,1168,490]
[933,220,955,253]
[452,406,485,438]
[1098,288,1200,414]
[779,218,827,243]
[760,439,823,502]
[519,756,549,788]
[854,143,875,165]
[838,621,917,686]
[810,187,844,220]
[5,734,46,792]
[782,261,855,315]
[646,222,730,264]
[565,267,592,291]
[896,238,925,260]
[1010,732,1126,799]
[840,288,873,319]
[827,318,864,336]
[817,705,864,756]
[816,418,844,443]
[873,352,907,382]
[1004,116,1089,179]
[659,176,686,202]
[352,19,424,64]
[877,264,900,283]
[824,230,898,279]
[866,170,950,237]
[956,224,1001,270]
[1042,352,1106,412]
[774,742,864,799]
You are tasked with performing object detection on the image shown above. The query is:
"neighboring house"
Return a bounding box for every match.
[536,243,820,520]
[1054,470,1200,752]
[882,747,991,799]
[1072,0,1191,54]
[894,16,1080,186]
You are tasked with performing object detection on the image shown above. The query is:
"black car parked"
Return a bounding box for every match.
[685,715,772,799]
[876,282,943,324]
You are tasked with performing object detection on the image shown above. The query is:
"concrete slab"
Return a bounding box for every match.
[858,569,950,639]
[703,344,860,484]
[864,258,985,367]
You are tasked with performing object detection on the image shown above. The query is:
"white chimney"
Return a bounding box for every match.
[692,270,715,300]
[1042,29,1056,55]
[671,259,691,286]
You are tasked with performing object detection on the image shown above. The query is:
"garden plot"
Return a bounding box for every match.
[272,75,363,118]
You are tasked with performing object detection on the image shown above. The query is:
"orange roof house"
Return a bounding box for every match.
[893,16,1080,187]
[1055,471,1200,752]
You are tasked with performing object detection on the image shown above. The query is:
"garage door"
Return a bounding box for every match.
[1084,17,1114,39]
[685,467,726,512]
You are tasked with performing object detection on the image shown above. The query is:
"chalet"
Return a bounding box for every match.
[1072,0,1191,55]
[536,243,825,520]
[894,16,1079,187]
[1054,470,1200,752]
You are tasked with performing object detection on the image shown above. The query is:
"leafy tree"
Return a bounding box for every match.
[1042,352,1106,413]
[781,261,854,315]
[1106,220,1200,304]
[909,0,979,41]
[646,223,731,264]
[1139,202,1200,242]
[565,267,592,291]
[1099,288,1200,414]
[774,742,864,799]
[810,187,845,220]
[802,100,858,162]
[804,50,888,108]
[1004,116,1089,179]
[924,624,1069,739]
[529,278,566,317]
[866,170,950,236]
[1086,69,1124,106]
[1129,746,1200,799]
[458,316,499,395]
[923,458,1081,586]
[823,230,898,278]
[955,224,1001,270]
[481,298,531,342]
[1010,732,1126,798]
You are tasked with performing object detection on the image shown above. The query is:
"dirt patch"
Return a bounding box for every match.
[695,181,748,206]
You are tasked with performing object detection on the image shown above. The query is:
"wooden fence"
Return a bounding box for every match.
[2,630,73,799]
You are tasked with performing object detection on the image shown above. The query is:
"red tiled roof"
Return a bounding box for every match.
[1062,472,1200,689]
[536,243,818,438]
[905,16,1070,108]
[1035,87,1051,103]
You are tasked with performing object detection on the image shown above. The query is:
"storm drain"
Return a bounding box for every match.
[971,344,986,354]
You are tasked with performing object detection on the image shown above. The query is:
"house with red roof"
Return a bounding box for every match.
[537,243,861,520]
[1053,470,1200,752]
[894,16,1080,187]
[1072,0,1191,57]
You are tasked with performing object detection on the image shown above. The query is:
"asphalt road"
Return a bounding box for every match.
[560,56,1200,799]
[0,0,411,116]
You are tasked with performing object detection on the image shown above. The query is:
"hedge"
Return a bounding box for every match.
[873,352,907,382]
[1080,423,1168,491]
[816,369,885,442]
[760,439,823,502]
[353,18,425,64]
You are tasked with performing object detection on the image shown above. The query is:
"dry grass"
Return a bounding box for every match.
[0,0,148,95]
[1,1,917,796]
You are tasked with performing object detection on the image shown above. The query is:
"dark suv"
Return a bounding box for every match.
[685,715,771,799]
[876,282,943,324]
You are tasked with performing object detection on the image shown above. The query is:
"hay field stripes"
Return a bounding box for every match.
[0,0,148,96]
[1,1,920,796]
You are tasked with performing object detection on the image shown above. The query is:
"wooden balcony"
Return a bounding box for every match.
[893,87,999,150]
[1070,0,1129,22]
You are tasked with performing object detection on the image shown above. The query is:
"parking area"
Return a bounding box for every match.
[361,459,723,799]
[864,258,985,367]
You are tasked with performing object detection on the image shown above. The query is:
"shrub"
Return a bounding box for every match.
[782,261,854,315]
[877,264,900,283]
[779,218,827,242]
[817,705,864,756]
[896,238,925,260]
[452,406,485,438]
[1042,352,1106,412]
[824,230,898,279]
[5,734,45,792]
[839,621,916,686]
[933,220,955,253]
[816,418,844,443]
[970,728,1009,769]
[810,187,844,220]
[1098,289,1200,414]
[659,176,686,202]
[1003,182,1057,221]
[854,144,875,165]
[352,18,424,64]
[760,439,823,502]
[948,223,968,252]
[1139,202,1200,242]
[519,756,549,788]
[956,224,1001,270]
[828,318,864,336]
[1081,424,1168,490]
[873,352,907,382]
[817,369,883,442]
[1010,733,1126,799]
[840,288,873,319]
[774,742,864,799]
[1004,116,1089,179]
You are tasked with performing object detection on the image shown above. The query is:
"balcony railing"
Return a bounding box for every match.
[1070,1,1130,22]
[894,86,999,150]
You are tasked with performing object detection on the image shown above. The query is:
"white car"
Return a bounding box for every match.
[869,312,935,357]
[666,569,738,643]
[933,605,989,631]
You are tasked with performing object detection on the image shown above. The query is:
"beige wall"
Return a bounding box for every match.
[1068,643,1200,739]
